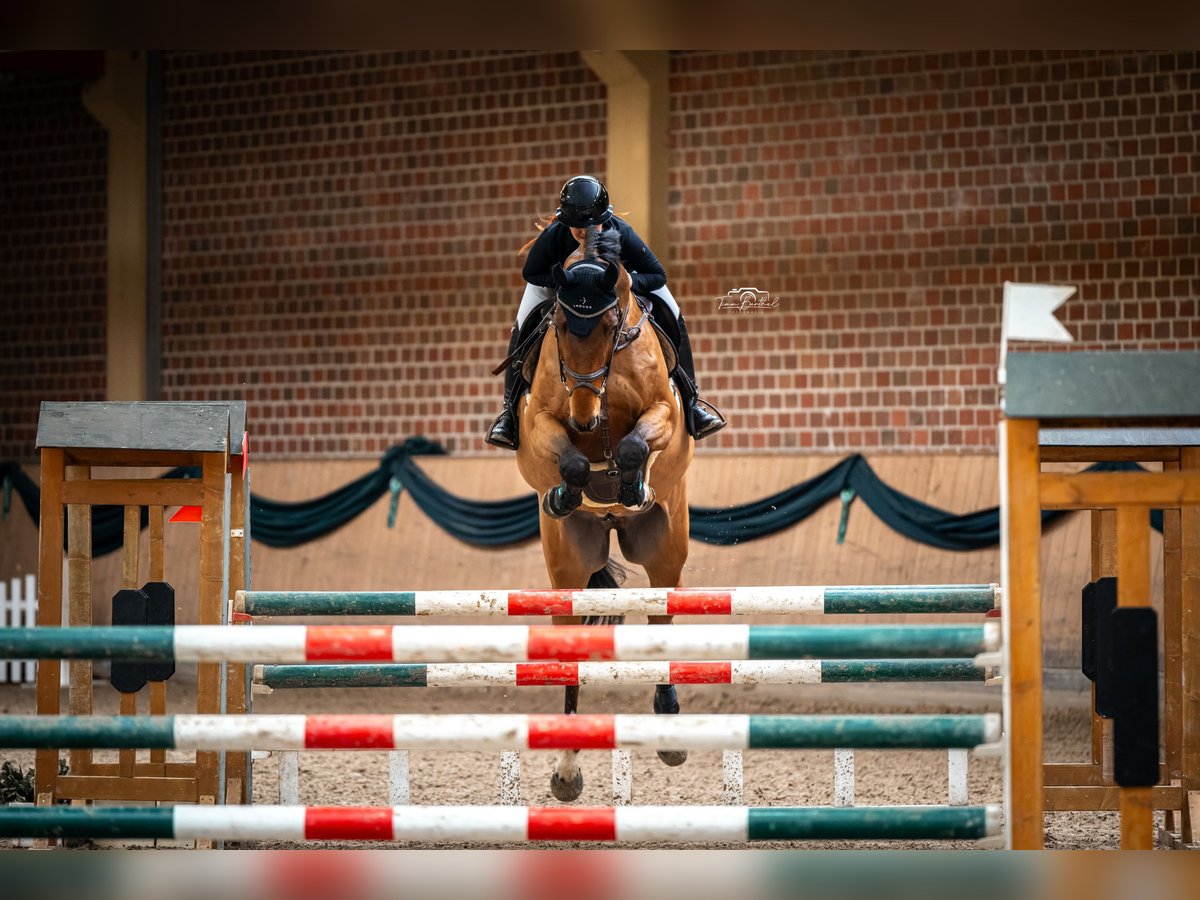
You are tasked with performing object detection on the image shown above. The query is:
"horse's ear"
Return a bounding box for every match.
[601,262,619,291]
[551,263,569,287]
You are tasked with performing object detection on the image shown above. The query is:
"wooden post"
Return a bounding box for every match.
[1090,510,1118,770]
[1004,417,1045,849]
[1116,504,1154,849]
[118,505,140,779]
[66,466,93,786]
[35,448,65,803]
[1182,446,1200,844]
[578,51,669,253]
[81,50,150,403]
[1162,458,1183,837]
[148,506,167,773]
[225,458,249,802]
[195,451,227,806]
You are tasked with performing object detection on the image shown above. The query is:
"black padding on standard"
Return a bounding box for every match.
[1093,577,1118,718]
[1081,581,1097,681]
[1110,607,1159,787]
[111,588,148,693]
[142,582,176,682]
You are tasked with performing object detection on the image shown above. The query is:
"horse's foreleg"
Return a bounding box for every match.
[528,413,590,519]
[615,400,675,509]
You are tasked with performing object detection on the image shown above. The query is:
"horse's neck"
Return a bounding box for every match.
[619,290,644,328]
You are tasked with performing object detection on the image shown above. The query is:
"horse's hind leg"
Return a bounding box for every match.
[648,597,687,767]
[550,683,585,801]
[544,514,609,802]
[621,505,690,767]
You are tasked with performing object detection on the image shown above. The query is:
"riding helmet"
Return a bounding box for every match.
[555,176,614,228]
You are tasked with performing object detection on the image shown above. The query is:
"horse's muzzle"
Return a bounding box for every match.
[569,415,600,433]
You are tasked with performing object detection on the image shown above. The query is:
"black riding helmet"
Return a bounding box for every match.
[555,176,614,228]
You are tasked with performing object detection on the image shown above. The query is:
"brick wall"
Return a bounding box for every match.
[671,50,1199,451]
[160,51,605,457]
[0,74,107,460]
[2,51,1197,461]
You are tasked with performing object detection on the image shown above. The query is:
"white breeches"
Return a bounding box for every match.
[515,282,680,328]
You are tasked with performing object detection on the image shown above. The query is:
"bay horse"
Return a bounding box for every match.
[515,228,693,801]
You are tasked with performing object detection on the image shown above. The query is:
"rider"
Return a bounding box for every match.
[486,175,726,449]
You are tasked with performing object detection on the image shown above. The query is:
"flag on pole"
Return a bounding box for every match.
[998,282,1076,386]
[1002,282,1075,343]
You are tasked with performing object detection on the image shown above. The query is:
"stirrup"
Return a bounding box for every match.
[485,407,519,450]
[690,398,727,440]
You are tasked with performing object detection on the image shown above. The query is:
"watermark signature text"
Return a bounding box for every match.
[717,287,780,313]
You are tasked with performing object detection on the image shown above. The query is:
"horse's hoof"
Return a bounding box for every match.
[542,486,581,519]
[618,478,644,509]
[618,481,655,512]
[653,684,680,716]
[550,770,584,802]
[657,749,689,767]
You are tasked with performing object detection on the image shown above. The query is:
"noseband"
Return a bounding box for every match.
[553,299,626,398]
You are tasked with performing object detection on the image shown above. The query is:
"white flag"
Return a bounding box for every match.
[1002,282,1076,343]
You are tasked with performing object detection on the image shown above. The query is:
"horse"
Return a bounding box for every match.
[514,228,694,801]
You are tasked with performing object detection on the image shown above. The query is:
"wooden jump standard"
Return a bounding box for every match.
[33,401,249,818]
[1002,351,1200,849]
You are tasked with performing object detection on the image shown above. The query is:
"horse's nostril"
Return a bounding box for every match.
[570,416,598,433]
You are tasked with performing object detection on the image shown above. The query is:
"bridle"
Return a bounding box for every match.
[554,299,624,398]
[551,286,645,465]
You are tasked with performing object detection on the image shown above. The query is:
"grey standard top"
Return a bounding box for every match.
[1005,352,1200,422]
[1039,427,1200,447]
[36,401,247,452]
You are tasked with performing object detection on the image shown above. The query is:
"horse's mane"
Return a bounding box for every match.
[516,215,626,263]
[583,227,622,267]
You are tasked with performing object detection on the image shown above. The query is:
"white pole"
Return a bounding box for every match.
[388,750,409,806]
[499,750,521,805]
[833,749,855,807]
[612,749,632,805]
[722,750,744,805]
[278,751,300,805]
[948,748,969,806]
[22,575,36,683]
[0,580,9,683]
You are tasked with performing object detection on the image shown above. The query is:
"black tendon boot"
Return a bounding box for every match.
[485,326,529,450]
[672,314,727,440]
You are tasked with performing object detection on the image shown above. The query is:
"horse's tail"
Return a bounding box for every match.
[583,558,627,626]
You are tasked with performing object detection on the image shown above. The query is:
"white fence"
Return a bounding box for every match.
[0,574,36,685]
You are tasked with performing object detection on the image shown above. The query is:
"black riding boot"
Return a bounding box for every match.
[487,305,554,450]
[647,299,727,440]
[485,325,529,450]
[674,316,727,439]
